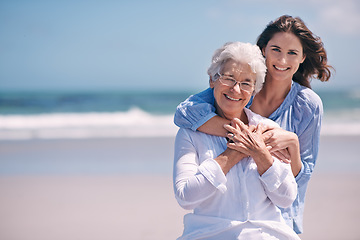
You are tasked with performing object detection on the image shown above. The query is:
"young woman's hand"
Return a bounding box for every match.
[256,124,301,176]
[257,125,295,151]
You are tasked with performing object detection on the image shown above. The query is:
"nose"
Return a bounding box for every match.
[232,82,242,93]
[279,53,287,64]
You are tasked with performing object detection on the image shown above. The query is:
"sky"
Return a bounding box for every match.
[0,0,359,92]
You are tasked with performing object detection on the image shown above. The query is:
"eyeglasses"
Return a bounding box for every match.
[214,73,255,92]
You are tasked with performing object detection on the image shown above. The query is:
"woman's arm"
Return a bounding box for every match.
[260,159,298,208]
[214,148,247,175]
[259,126,302,177]
[294,103,322,186]
[198,116,230,137]
[173,129,221,210]
[173,129,244,210]
[174,88,229,136]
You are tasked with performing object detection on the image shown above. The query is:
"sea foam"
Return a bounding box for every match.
[1,108,359,140]
[0,108,178,140]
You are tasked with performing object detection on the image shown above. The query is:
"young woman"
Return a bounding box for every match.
[174,15,333,234]
[174,41,300,239]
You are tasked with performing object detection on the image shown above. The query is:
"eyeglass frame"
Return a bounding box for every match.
[213,72,255,93]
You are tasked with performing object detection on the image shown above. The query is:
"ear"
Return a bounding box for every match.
[300,54,306,64]
[209,77,215,88]
[261,47,266,57]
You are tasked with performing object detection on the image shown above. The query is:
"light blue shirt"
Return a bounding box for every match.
[174,81,323,234]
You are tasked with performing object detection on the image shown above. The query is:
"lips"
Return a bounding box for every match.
[274,65,290,71]
[224,94,240,101]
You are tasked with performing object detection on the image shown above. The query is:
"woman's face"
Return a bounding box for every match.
[210,60,255,120]
[262,32,305,83]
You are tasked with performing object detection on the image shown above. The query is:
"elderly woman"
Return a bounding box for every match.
[173,42,300,240]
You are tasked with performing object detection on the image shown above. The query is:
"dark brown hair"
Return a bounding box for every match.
[256,15,333,88]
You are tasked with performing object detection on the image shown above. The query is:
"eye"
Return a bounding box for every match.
[241,82,252,87]
[272,48,281,52]
[288,51,298,55]
[214,73,221,80]
[222,76,235,82]
[227,78,237,84]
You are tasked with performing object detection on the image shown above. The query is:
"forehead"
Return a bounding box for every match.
[267,32,303,51]
[221,60,254,75]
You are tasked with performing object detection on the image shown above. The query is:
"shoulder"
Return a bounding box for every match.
[187,88,214,104]
[176,127,195,139]
[176,127,211,143]
[175,128,223,157]
[293,82,323,114]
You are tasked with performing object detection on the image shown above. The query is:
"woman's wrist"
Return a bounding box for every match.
[197,116,230,137]
[252,149,274,176]
[289,132,299,147]
[215,148,245,174]
[287,132,301,176]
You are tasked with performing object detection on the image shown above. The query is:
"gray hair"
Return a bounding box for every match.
[207,42,266,94]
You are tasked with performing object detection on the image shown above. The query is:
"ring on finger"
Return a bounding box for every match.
[227,133,235,143]
[229,133,234,140]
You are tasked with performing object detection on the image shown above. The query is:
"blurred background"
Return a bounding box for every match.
[0,1,360,239]
[0,0,359,140]
[1,0,360,91]
[1,0,360,140]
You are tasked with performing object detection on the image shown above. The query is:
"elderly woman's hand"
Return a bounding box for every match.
[224,119,267,156]
[224,118,273,175]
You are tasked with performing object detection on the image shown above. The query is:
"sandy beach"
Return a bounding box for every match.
[0,135,359,240]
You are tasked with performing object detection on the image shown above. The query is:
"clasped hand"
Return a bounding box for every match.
[223,118,292,164]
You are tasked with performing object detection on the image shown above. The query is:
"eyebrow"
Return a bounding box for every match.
[270,45,300,53]
[223,74,255,83]
[221,73,235,78]
[270,45,280,49]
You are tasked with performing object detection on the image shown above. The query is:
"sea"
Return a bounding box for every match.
[1,89,360,140]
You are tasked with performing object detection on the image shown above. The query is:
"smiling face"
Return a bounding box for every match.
[262,32,305,83]
[210,60,256,121]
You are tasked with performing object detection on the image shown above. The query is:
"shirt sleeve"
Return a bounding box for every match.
[174,88,216,131]
[284,88,323,234]
[259,159,298,208]
[294,100,322,186]
[173,128,227,210]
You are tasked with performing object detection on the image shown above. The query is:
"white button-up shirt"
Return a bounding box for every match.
[174,82,323,233]
[173,108,300,240]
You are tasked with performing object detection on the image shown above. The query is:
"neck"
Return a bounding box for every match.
[259,76,292,101]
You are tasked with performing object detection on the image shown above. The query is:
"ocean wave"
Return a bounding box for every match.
[0,108,178,140]
[0,108,359,140]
